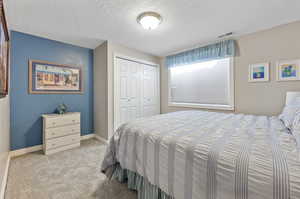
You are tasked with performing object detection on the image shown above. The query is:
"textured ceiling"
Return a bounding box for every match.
[5,0,300,56]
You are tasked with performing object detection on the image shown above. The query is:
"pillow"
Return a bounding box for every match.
[287,96,300,106]
[292,111,300,131]
[291,111,300,148]
[279,105,300,130]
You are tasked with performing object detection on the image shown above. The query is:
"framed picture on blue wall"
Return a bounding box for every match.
[248,62,270,82]
[29,60,83,94]
[276,59,300,81]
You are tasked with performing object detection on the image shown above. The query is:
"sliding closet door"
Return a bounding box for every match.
[114,58,141,129]
[142,64,160,117]
[114,56,160,130]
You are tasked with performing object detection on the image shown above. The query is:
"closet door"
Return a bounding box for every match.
[142,64,160,117]
[115,58,141,129]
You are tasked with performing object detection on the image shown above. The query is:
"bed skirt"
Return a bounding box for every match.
[112,164,173,199]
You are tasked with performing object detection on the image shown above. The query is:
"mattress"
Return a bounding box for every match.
[101,110,300,199]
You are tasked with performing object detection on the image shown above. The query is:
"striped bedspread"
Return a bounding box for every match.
[101,111,300,199]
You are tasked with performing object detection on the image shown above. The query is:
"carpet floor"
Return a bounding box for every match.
[5,139,137,199]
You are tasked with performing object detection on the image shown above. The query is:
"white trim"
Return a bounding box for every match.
[0,154,10,199]
[168,102,234,111]
[229,57,235,109]
[10,145,43,158]
[114,53,158,66]
[95,135,108,144]
[44,143,80,155]
[10,134,96,158]
[168,57,235,111]
[113,54,119,132]
[80,134,95,140]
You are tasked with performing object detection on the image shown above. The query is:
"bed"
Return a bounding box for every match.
[101,96,300,199]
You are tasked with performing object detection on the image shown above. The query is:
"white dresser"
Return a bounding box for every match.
[42,112,81,155]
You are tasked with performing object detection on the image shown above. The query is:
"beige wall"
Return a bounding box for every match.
[161,21,300,116]
[94,41,160,139]
[0,27,10,195]
[0,96,10,197]
[94,41,108,139]
[235,21,300,115]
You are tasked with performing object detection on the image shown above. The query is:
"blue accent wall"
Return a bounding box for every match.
[10,31,94,150]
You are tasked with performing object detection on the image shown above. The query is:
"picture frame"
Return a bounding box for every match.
[0,0,10,98]
[276,59,300,81]
[29,60,83,94]
[248,62,269,82]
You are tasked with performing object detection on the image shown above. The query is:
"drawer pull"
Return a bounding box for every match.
[72,120,75,122]
[52,122,56,125]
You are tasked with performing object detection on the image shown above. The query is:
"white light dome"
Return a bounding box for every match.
[137,12,162,30]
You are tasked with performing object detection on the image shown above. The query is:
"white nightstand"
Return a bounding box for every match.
[42,112,81,155]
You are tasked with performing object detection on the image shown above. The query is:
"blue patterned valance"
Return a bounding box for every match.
[166,39,236,68]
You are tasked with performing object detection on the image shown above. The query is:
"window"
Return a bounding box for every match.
[168,57,234,110]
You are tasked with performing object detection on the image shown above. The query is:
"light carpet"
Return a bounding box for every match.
[5,139,137,199]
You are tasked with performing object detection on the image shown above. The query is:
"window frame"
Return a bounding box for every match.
[168,57,235,111]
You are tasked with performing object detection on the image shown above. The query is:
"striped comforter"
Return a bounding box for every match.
[101,111,300,199]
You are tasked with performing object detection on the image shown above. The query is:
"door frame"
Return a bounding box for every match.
[113,53,160,131]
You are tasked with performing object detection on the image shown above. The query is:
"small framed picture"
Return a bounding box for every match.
[276,59,300,81]
[249,62,269,82]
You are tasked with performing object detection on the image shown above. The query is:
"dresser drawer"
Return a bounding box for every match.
[44,114,80,128]
[45,124,80,140]
[45,134,80,150]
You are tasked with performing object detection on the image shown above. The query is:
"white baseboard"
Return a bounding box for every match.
[10,145,43,158]
[80,134,95,140]
[94,135,108,144]
[10,134,96,158]
[0,153,10,199]
[44,143,80,155]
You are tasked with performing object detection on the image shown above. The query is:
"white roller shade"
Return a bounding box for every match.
[169,58,233,109]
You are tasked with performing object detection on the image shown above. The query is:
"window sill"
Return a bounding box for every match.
[168,102,234,111]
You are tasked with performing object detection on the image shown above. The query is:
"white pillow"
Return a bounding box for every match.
[291,111,300,148]
[290,97,300,105]
[279,105,300,130]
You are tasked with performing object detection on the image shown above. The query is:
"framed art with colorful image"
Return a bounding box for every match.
[276,59,300,81]
[29,60,83,94]
[248,62,269,82]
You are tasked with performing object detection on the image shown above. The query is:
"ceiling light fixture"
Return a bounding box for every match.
[137,12,162,30]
